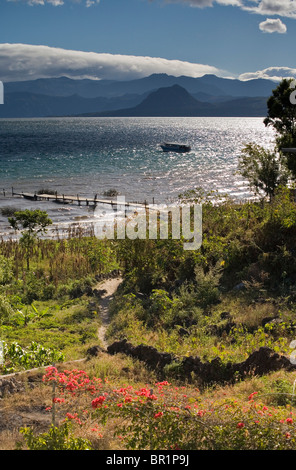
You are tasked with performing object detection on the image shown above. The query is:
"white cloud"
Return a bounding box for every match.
[47,0,64,4]
[163,0,296,18]
[0,43,229,82]
[7,0,99,6]
[242,0,296,19]
[7,0,296,16]
[165,0,215,6]
[7,0,64,4]
[259,17,287,32]
[8,0,296,16]
[239,66,296,81]
[165,0,242,7]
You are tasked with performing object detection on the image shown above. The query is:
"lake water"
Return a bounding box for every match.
[0,116,276,237]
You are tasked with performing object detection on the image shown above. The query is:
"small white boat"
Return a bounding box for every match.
[160,142,191,153]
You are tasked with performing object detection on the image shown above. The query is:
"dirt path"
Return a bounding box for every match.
[96,276,122,349]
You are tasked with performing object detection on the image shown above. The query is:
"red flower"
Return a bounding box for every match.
[154,412,164,419]
[91,396,106,409]
[237,422,245,429]
[286,418,293,424]
[52,397,65,403]
[147,394,158,400]
[248,392,258,401]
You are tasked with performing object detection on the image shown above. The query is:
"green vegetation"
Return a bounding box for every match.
[18,422,92,450]
[2,187,296,450]
[238,79,296,201]
[8,209,53,269]
[0,231,119,371]
[238,143,288,201]
[2,79,296,450]
[105,186,296,364]
[264,78,296,180]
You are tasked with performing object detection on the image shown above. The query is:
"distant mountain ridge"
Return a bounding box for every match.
[84,85,214,117]
[0,91,146,118]
[4,73,276,98]
[0,73,276,118]
[78,84,268,118]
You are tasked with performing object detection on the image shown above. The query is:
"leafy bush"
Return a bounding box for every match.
[0,206,21,217]
[194,265,221,309]
[18,422,92,450]
[1,341,64,373]
[0,294,15,324]
[0,255,13,285]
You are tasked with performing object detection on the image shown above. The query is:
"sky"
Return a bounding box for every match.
[1,0,296,82]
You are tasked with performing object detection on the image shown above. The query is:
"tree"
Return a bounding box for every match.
[264,78,296,178]
[238,143,289,201]
[8,209,52,269]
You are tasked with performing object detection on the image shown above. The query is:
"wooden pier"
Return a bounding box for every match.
[7,188,155,210]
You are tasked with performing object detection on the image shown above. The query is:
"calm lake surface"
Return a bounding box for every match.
[0,116,275,236]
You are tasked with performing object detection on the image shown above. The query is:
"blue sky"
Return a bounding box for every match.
[1,0,296,82]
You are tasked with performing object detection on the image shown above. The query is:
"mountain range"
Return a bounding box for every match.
[0,73,277,118]
[81,84,269,118]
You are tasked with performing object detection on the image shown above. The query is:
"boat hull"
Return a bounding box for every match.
[160,143,191,153]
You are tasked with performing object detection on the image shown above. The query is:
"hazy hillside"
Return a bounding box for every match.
[4,73,276,98]
[79,84,268,117]
[0,91,145,118]
[0,73,273,117]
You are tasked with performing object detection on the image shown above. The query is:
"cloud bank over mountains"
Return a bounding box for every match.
[0,43,295,84]
[239,66,296,81]
[0,43,228,82]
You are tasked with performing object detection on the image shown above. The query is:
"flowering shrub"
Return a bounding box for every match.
[42,367,296,450]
